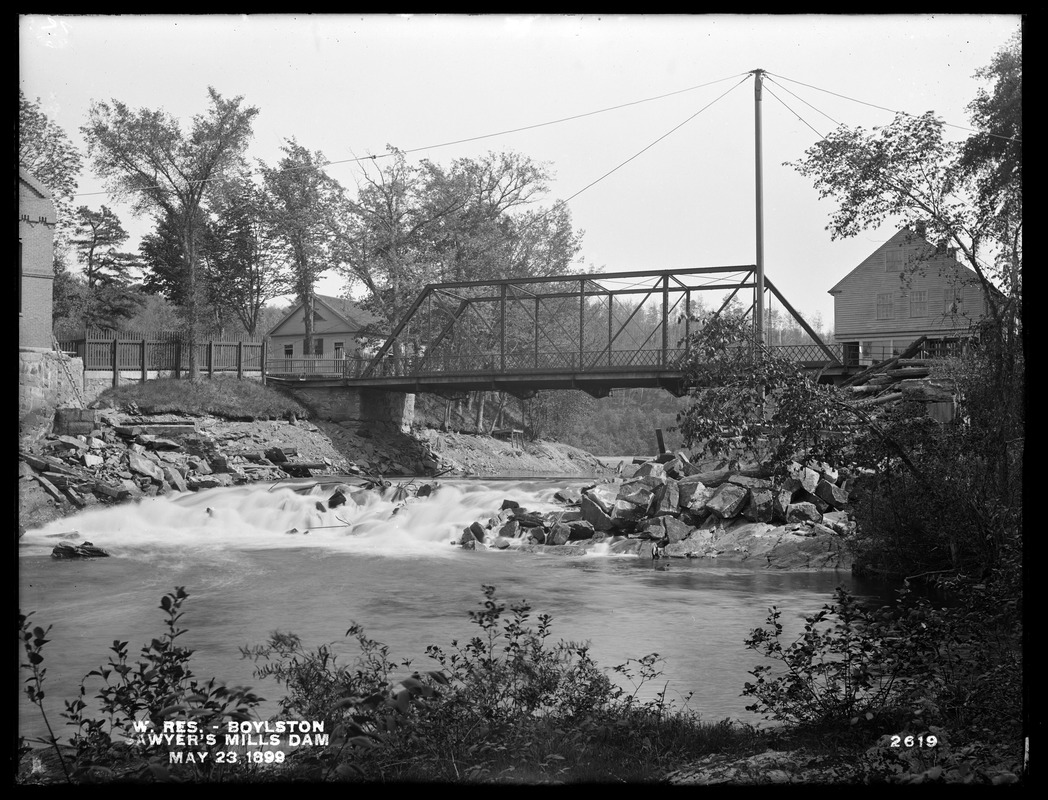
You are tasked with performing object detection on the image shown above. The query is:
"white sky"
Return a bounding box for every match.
[20,13,1021,327]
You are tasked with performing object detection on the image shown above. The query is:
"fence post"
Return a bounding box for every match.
[141,338,147,384]
[237,341,244,379]
[176,339,183,379]
[111,338,119,388]
[260,340,268,385]
[208,341,215,378]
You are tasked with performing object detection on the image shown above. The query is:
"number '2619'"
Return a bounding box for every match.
[890,734,938,748]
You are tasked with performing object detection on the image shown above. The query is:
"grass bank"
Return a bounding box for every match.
[94,376,309,421]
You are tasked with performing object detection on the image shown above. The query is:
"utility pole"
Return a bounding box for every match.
[752,68,766,345]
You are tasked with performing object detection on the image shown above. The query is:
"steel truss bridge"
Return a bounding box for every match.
[267,266,845,398]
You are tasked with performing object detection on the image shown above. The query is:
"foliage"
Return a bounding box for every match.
[523,390,597,443]
[744,582,1022,781]
[240,627,440,782]
[959,29,1022,237]
[61,205,144,330]
[848,344,1022,578]
[335,147,582,345]
[94,376,310,421]
[20,588,263,783]
[18,90,83,233]
[788,99,1019,351]
[676,307,850,471]
[82,87,259,376]
[261,139,344,352]
[203,173,292,335]
[367,585,720,783]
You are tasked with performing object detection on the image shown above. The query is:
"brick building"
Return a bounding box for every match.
[19,168,57,349]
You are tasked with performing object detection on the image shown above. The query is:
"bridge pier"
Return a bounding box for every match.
[281,384,415,433]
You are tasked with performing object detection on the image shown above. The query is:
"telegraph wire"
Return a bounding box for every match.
[768,71,1021,144]
[71,72,750,200]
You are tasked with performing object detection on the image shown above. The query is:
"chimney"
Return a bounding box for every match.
[913,220,927,239]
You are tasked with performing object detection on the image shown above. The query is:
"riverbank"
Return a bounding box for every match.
[17,408,614,534]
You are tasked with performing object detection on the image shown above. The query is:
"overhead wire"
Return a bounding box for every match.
[71,72,750,200]
[761,76,1005,277]
[768,71,1021,144]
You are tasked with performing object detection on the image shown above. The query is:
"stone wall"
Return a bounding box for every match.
[19,348,85,433]
[281,384,415,432]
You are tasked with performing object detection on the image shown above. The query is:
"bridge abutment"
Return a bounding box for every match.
[281,384,415,433]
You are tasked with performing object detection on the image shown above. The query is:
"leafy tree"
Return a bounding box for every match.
[203,174,291,336]
[261,140,343,354]
[18,90,82,228]
[787,32,1022,577]
[676,306,849,472]
[70,205,139,289]
[959,29,1021,230]
[336,148,581,344]
[64,205,142,330]
[139,209,231,336]
[81,87,258,376]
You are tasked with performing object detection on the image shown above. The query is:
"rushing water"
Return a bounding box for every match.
[18,476,889,743]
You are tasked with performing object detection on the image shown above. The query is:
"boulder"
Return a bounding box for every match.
[582,483,619,515]
[772,488,794,522]
[580,494,614,531]
[677,475,709,507]
[787,462,820,494]
[728,474,774,491]
[742,489,774,523]
[127,452,165,483]
[648,479,680,516]
[815,479,849,510]
[705,483,749,519]
[786,502,823,524]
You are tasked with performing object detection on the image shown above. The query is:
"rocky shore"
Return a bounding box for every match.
[17,407,610,534]
[455,451,856,570]
[19,406,854,570]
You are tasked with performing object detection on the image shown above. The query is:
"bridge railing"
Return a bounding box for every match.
[768,343,844,363]
[360,348,694,377]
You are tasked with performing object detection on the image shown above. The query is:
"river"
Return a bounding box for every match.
[18,476,891,744]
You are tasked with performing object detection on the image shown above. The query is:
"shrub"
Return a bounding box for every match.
[20,587,264,783]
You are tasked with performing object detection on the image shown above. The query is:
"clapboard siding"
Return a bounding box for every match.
[830,228,985,354]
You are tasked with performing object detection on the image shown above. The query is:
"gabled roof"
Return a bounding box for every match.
[18,168,54,200]
[267,294,388,338]
[828,226,978,295]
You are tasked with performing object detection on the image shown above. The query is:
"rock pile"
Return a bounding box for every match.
[458,452,857,569]
[17,409,384,526]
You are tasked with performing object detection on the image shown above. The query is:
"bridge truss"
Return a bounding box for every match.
[336,266,841,398]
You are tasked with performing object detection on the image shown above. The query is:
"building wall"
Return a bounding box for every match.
[19,349,84,436]
[832,229,985,358]
[19,173,57,349]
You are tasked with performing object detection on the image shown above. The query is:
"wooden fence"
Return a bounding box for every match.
[57,330,266,387]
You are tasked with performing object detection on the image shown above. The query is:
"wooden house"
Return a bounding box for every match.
[267,294,386,362]
[828,227,988,366]
[19,169,57,350]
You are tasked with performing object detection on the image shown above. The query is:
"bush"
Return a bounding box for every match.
[743,584,1023,781]
[21,585,761,785]
[20,587,264,783]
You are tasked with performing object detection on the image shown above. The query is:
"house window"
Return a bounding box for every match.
[909,290,927,318]
[885,249,904,272]
[334,341,345,359]
[311,338,324,356]
[876,293,894,320]
[283,344,294,358]
[944,286,964,314]
[860,341,874,362]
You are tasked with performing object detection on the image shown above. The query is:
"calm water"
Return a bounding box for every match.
[18,477,889,742]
